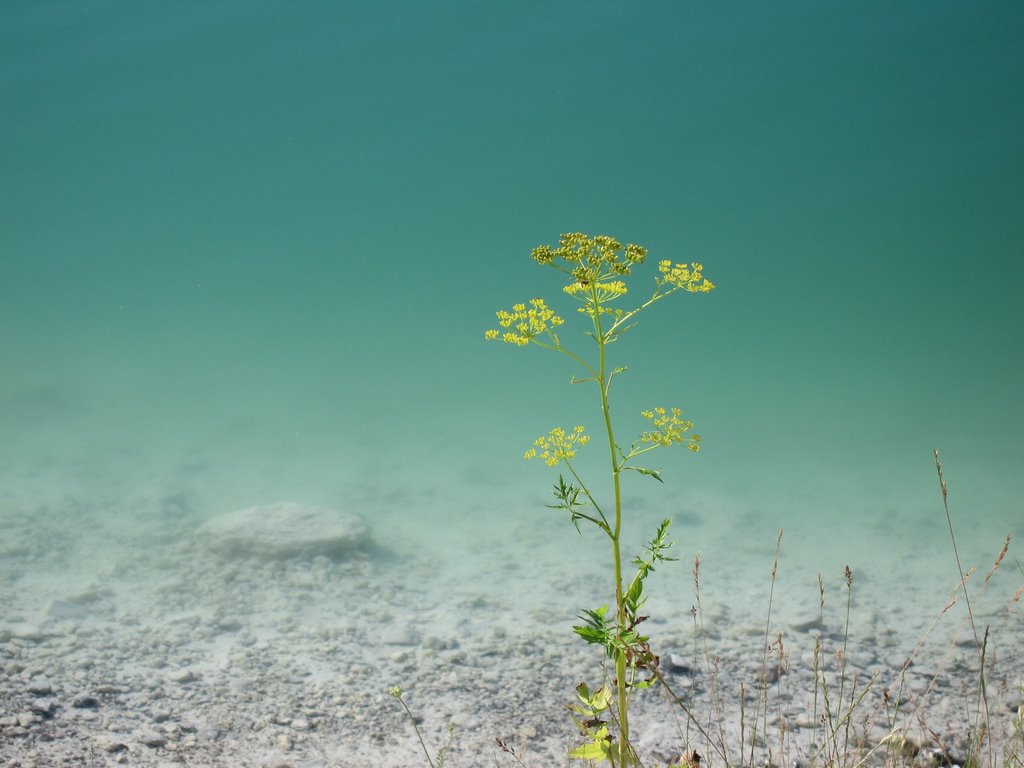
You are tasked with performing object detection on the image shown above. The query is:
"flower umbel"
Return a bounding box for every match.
[656,261,714,293]
[639,407,701,451]
[485,298,564,346]
[524,426,590,466]
[532,233,648,283]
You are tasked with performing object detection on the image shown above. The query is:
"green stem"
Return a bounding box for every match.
[394,692,436,768]
[591,284,630,767]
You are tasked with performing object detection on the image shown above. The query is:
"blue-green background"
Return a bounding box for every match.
[2,2,1021,569]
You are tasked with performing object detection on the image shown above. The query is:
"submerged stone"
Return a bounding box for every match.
[197,502,370,558]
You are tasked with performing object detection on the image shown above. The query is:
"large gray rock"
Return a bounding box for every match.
[197,502,369,558]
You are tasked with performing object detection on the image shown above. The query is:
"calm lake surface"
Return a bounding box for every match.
[3,1,1022,604]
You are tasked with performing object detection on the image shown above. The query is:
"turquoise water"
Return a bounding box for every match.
[2,2,1022,579]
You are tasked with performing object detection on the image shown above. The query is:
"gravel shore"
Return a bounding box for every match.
[1,492,1021,767]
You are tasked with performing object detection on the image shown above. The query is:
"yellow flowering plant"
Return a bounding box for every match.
[486,233,714,765]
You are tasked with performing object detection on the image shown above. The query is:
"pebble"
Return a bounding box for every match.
[9,623,45,641]
[197,502,370,558]
[382,626,420,646]
[28,678,54,695]
[29,698,54,715]
[94,735,129,753]
[423,635,458,651]
[139,731,167,747]
[663,653,695,674]
[71,692,100,708]
[217,616,243,632]
[790,616,826,633]
[451,712,481,730]
[46,598,91,621]
[276,733,294,751]
[168,668,197,683]
[197,724,221,742]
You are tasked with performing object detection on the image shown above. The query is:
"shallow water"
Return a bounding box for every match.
[2,2,1022,764]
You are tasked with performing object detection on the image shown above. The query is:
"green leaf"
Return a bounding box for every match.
[574,626,609,646]
[573,606,616,655]
[568,740,612,760]
[624,576,645,615]
[625,465,663,482]
[574,683,612,711]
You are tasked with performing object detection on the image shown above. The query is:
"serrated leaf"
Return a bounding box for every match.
[573,626,608,645]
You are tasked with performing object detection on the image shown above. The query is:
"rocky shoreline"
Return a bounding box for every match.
[1,501,1021,767]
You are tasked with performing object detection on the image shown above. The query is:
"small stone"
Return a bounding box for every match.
[9,623,44,641]
[382,626,420,646]
[197,724,221,742]
[29,698,54,716]
[95,735,129,753]
[46,599,91,621]
[197,501,370,558]
[790,616,826,633]
[290,717,311,731]
[451,712,480,730]
[423,635,458,651]
[276,733,294,751]
[216,616,243,632]
[0,715,18,727]
[27,678,53,695]
[663,654,694,674]
[71,696,100,712]
[16,712,36,727]
[140,731,167,747]
[168,668,196,683]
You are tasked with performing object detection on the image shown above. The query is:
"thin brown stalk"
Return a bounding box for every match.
[748,530,783,767]
[934,449,993,768]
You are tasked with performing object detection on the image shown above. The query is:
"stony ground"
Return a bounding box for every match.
[1,499,1022,768]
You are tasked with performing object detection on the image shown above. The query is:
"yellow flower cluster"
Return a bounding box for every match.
[656,261,715,293]
[562,279,628,317]
[524,426,590,466]
[532,233,647,285]
[485,298,564,346]
[639,407,701,451]
[562,280,629,317]
[563,280,628,300]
